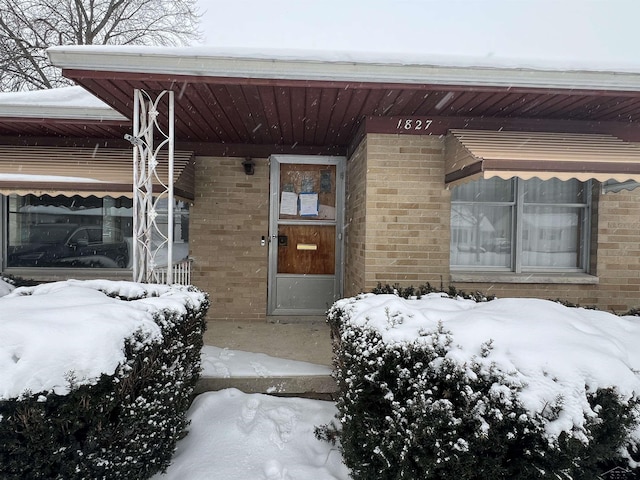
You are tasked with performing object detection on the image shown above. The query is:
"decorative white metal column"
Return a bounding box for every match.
[129,89,175,284]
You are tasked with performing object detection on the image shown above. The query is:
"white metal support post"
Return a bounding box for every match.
[131,89,175,284]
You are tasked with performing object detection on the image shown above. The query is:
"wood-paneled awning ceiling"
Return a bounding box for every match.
[0,146,195,200]
[445,130,640,186]
[26,47,640,157]
[0,46,640,184]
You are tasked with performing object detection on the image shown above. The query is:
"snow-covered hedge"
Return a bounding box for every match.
[0,280,209,480]
[325,292,640,479]
[0,277,16,297]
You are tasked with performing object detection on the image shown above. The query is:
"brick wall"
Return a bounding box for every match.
[344,138,367,297]
[346,134,452,295]
[592,187,640,312]
[350,133,640,313]
[365,134,451,290]
[190,156,269,321]
[189,140,640,319]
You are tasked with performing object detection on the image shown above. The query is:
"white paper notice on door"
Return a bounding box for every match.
[280,191,298,215]
[299,192,319,216]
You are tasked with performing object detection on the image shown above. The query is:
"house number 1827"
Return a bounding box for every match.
[396,118,433,131]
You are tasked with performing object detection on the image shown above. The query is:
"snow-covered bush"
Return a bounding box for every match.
[0,277,14,297]
[370,281,496,302]
[0,280,209,480]
[325,292,640,480]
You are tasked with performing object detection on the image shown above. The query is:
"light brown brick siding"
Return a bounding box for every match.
[190,156,269,321]
[592,187,640,311]
[189,137,640,319]
[346,134,452,295]
[350,133,640,313]
[344,139,367,297]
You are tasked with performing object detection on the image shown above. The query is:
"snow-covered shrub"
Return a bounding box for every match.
[1,273,40,289]
[325,293,640,480]
[0,280,209,480]
[370,281,496,302]
[0,277,15,297]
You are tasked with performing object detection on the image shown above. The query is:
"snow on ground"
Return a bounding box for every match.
[151,389,349,480]
[201,345,331,378]
[3,278,640,477]
[151,348,342,479]
[0,278,347,479]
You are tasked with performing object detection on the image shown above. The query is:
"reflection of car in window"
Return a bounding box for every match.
[8,224,129,268]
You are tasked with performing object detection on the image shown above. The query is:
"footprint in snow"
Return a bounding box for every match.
[262,459,291,480]
[237,397,261,432]
[218,348,234,360]
[266,406,298,450]
[202,358,229,378]
[250,361,272,377]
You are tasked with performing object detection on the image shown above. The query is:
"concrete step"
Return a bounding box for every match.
[195,374,337,399]
[197,344,337,399]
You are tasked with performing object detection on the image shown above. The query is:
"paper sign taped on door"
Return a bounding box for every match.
[280,191,298,215]
[299,192,319,216]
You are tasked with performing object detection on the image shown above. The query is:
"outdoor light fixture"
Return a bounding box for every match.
[242,157,255,175]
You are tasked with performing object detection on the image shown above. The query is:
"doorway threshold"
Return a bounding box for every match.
[267,315,327,324]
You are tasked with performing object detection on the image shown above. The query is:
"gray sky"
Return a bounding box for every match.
[196,0,640,68]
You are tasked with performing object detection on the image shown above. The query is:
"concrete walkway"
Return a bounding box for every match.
[203,319,334,366]
[198,319,336,397]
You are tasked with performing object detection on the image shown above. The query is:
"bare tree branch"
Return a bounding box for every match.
[0,0,203,91]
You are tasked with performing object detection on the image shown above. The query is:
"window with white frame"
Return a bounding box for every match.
[450,177,591,272]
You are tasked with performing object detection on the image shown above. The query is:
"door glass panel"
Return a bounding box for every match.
[279,164,336,220]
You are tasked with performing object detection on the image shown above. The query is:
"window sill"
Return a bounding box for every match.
[450,271,599,285]
[2,267,132,283]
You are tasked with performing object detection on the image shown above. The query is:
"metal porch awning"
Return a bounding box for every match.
[0,145,195,200]
[445,130,640,187]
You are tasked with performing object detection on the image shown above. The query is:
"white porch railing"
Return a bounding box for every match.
[152,258,192,286]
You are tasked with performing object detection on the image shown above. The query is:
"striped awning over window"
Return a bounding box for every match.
[445,129,640,187]
[0,146,195,199]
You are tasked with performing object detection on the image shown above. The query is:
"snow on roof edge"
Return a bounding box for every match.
[47,45,640,93]
[46,44,640,74]
[0,86,128,121]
